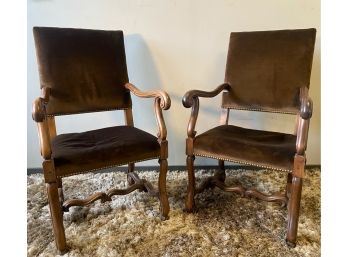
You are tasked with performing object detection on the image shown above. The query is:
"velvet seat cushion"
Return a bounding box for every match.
[193,125,297,171]
[51,126,160,177]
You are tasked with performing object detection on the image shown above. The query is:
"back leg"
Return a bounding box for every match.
[127,163,135,186]
[214,160,226,183]
[57,177,64,207]
[286,173,293,199]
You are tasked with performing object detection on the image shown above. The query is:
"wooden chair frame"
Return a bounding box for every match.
[32,83,171,254]
[182,83,312,247]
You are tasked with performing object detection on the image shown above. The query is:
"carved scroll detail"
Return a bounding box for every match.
[195,174,288,207]
[62,172,159,212]
[214,180,246,197]
[245,188,288,207]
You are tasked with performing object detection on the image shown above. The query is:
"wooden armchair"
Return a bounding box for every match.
[182,29,316,247]
[32,27,170,254]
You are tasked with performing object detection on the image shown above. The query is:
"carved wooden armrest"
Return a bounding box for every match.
[125,83,171,140]
[32,87,50,122]
[296,87,313,155]
[182,83,231,137]
[32,87,52,159]
[299,87,313,120]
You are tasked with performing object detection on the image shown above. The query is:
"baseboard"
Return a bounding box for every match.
[27,165,321,175]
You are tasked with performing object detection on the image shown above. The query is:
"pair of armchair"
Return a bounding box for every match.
[32,27,316,254]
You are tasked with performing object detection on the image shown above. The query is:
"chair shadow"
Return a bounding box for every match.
[123,34,163,134]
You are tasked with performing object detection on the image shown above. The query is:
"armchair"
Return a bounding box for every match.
[182,29,316,247]
[32,27,170,254]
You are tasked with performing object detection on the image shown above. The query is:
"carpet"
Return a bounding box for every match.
[27,168,320,257]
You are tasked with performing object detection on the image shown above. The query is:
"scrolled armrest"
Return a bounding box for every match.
[182,83,231,108]
[32,97,46,122]
[300,98,313,120]
[296,87,313,154]
[125,83,171,140]
[32,87,51,122]
[182,83,231,137]
[32,87,52,159]
[125,83,171,110]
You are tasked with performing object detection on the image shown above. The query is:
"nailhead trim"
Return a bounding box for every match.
[57,156,160,178]
[193,152,292,172]
[221,105,297,115]
[47,107,129,117]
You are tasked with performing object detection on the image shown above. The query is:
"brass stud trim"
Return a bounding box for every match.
[47,107,130,117]
[221,105,297,115]
[193,152,292,172]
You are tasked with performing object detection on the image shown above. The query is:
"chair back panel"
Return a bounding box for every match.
[33,27,131,115]
[223,29,316,113]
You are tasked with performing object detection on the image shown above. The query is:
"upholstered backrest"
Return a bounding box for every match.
[223,28,316,113]
[33,27,131,116]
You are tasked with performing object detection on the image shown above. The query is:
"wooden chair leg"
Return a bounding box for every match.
[215,160,226,182]
[184,155,196,212]
[57,177,64,207]
[158,159,169,220]
[47,182,67,254]
[286,175,303,248]
[286,173,293,199]
[127,163,135,186]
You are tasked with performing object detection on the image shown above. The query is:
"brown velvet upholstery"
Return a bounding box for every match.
[33,27,131,115]
[51,126,160,177]
[223,29,316,113]
[194,125,296,171]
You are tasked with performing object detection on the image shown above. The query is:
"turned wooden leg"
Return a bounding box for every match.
[127,163,135,186]
[185,155,196,212]
[286,173,293,199]
[215,160,226,182]
[47,182,67,254]
[57,177,64,207]
[158,159,170,220]
[286,175,303,248]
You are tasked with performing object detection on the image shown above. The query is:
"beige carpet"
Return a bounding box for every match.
[27,168,320,257]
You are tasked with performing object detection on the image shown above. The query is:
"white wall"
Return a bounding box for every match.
[27,0,320,168]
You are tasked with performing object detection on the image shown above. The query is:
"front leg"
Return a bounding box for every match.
[158,158,169,220]
[47,182,67,254]
[184,155,196,212]
[286,175,303,247]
